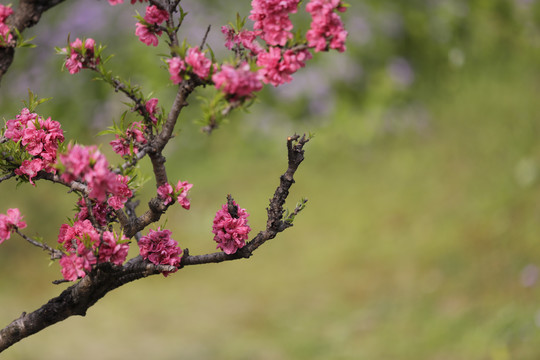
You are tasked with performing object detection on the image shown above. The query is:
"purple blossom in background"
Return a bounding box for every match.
[387,57,415,88]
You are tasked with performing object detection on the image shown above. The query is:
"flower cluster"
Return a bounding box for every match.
[58,144,132,209]
[0,208,26,243]
[221,26,263,55]
[64,38,99,74]
[139,228,182,277]
[167,57,186,85]
[185,47,213,80]
[75,198,111,227]
[257,47,313,86]
[157,180,193,209]
[0,4,12,45]
[167,47,213,85]
[110,121,147,157]
[145,98,160,124]
[212,200,251,255]
[305,0,348,52]
[249,0,299,46]
[212,62,263,100]
[212,0,348,96]
[135,5,169,47]
[4,108,65,185]
[58,220,129,281]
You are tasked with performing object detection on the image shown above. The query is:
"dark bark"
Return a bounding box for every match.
[0,0,68,82]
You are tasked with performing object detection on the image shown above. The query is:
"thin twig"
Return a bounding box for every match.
[200,25,211,49]
[15,229,62,260]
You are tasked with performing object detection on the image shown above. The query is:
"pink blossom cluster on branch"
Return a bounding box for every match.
[0,4,12,45]
[135,5,169,47]
[128,0,348,99]
[257,46,312,86]
[75,198,112,227]
[212,62,264,100]
[157,180,193,209]
[63,38,99,74]
[212,199,251,255]
[306,0,348,52]
[110,121,147,157]
[58,220,129,281]
[249,0,299,46]
[144,98,160,124]
[0,208,26,243]
[167,47,214,84]
[58,144,132,208]
[139,228,182,277]
[4,108,64,185]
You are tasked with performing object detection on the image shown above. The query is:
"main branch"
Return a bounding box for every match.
[0,134,309,352]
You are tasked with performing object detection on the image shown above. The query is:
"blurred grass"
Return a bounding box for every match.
[3,0,540,359]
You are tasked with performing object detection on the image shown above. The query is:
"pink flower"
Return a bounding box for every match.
[110,136,131,157]
[57,219,100,250]
[59,254,88,281]
[85,155,117,202]
[5,109,64,160]
[59,145,126,204]
[212,62,263,99]
[157,180,192,208]
[0,208,27,243]
[75,199,110,227]
[0,4,12,45]
[185,47,213,79]
[4,108,37,142]
[41,117,65,147]
[157,183,174,205]
[143,5,169,25]
[4,109,64,182]
[0,23,11,44]
[107,175,132,210]
[64,38,98,74]
[21,127,46,156]
[257,47,312,86]
[145,98,159,124]
[98,231,129,265]
[167,57,186,84]
[249,0,299,46]
[57,219,100,280]
[57,220,129,280]
[175,180,192,210]
[14,159,44,185]
[212,200,251,255]
[139,228,182,277]
[135,22,160,47]
[0,4,13,22]
[221,26,236,50]
[305,0,348,52]
[110,121,147,156]
[59,144,91,183]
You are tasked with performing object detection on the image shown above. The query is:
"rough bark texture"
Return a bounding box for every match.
[0,134,309,352]
[0,0,68,82]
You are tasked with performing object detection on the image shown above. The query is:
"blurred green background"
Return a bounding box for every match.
[2,0,540,358]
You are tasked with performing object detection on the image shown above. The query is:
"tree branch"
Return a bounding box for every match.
[1,0,69,83]
[0,134,309,352]
[14,229,63,259]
